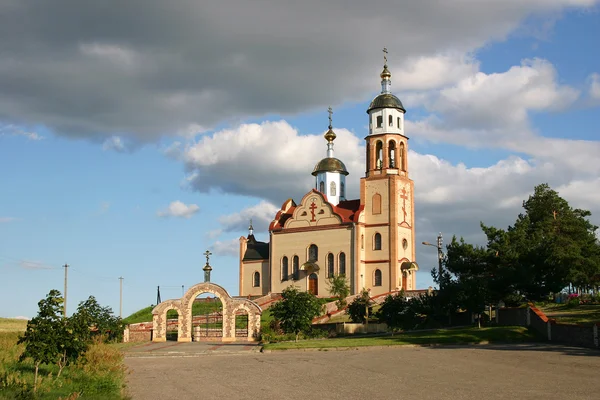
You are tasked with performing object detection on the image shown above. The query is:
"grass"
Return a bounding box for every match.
[0,331,129,399]
[0,318,28,332]
[262,326,538,351]
[537,303,600,326]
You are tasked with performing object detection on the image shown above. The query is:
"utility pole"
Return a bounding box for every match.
[63,264,69,317]
[156,286,161,305]
[119,277,124,318]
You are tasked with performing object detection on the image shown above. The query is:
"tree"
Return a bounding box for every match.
[70,296,124,343]
[18,290,70,391]
[347,289,372,324]
[326,274,350,309]
[270,286,323,341]
[377,291,408,334]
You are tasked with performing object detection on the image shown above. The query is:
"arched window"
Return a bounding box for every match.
[361,234,364,249]
[293,255,299,280]
[374,233,382,250]
[374,269,382,286]
[327,253,334,277]
[366,144,371,172]
[376,141,383,169]
[340,182,345,198]
[339,252,346,276]
[399,142,406,171]
[282,256,288,281]
[330,181,336,196]
[309,244,318,261]
[376,115,383,128]
[388,115,393,126]
[397,117,401,129]
[253,271,260,287]
[388,141,396,168]
[319,181,325,193]
[372,193,382,215]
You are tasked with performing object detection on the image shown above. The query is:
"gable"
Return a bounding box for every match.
[285,190,342,229]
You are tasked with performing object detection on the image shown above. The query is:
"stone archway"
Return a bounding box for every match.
[152,282,262,343]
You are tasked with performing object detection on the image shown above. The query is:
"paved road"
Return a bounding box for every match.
[124,343,599,400]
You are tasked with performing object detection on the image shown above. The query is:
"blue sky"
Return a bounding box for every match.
[1,1,599,319]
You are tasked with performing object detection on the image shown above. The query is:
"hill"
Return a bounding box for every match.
[0,318,28,332]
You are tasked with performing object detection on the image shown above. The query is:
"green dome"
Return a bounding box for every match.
[367,93,406,113]
[312,157,349,176]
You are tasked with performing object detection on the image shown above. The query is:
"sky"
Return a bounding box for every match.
[1,0,599,319]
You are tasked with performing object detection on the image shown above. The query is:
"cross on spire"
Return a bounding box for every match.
[204,250,212,265]
[328,106,333,129]
[383,47,388,65]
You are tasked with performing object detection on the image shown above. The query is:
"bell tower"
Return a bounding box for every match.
[359,49,417,294]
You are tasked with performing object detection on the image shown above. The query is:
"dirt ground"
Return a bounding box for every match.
[124,343,599,400]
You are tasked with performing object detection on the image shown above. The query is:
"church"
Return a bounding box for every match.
[238,57,418,298]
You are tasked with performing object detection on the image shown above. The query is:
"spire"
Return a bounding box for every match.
[381,47,392,94]
[248,219,254,236]
[202,250,213,282]
[324,106,336,158]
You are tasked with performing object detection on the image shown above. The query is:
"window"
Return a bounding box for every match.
[374,269,382,286]
[327,253,334,277]
[319,181,325,193]
[282,256,288,281]
[389,115,393,126]
[339,252,346,276]
[374,233,382,250]
[397,117,401,128]
[376,141,383,169]
[309,244,318,261]
[402,239,408,250]
[361,234,364,249]
[376,115,383,128]
[399,142,406,171]
[372,193,382,215]
[330,181,336,196]
[293,255,299,280]
[388,141,396,168]
[340,182,345,198]
[253,271,260,287]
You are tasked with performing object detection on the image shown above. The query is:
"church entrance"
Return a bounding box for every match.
[308,273,318,295]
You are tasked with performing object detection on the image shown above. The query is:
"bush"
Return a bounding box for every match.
[347,289,373,324]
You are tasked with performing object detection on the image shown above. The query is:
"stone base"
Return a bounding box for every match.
[152,337,167,343]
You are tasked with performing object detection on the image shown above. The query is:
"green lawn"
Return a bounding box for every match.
[0,318,28,332]
[0,331,128,399]
[537,303,600,326]
[262,326,538,351]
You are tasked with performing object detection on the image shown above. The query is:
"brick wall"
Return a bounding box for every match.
[497,303,599,350]
[497,307,528,326]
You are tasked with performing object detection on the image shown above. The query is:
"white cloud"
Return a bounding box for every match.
[19,260,56,270]
[395,53,480,91]
[218,201,279,234]
[210,238,240,257]
[182,120,364,204]
[589,73,600,100]
[0,124,43,140]
[102,136,128,152]
[157,201,200,219]
[0,217,17,223]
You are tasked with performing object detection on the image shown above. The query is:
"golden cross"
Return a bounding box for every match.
[328,107,333,128]
[383,47,388,64]
[204,250,212,264]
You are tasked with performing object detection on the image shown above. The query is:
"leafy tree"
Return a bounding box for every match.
[347,289,373,323]
[377,291,408,334]
[270,286,323,341]
[70,296,124,343]
[326,274,350,309]
[18,290,70,391]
